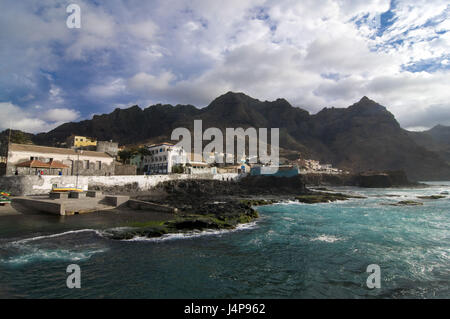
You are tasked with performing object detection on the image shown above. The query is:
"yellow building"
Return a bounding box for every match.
[66,135,97,149]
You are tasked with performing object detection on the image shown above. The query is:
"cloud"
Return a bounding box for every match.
[88,78,128,98]
[1,0,449,132]
[0,102,80,133]
[42,108,80,123]
[0,103,50,133]
[128,71,176,93]
[127,20,159,41]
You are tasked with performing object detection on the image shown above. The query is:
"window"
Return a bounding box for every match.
[96,161,102,170]
[84,160,90,169]
[160,148,163,152]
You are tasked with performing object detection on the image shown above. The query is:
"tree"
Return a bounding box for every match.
[172,164,185,174]
[137,147,151,157]
[118,149,134,164]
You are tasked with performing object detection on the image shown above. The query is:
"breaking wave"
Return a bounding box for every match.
[122,221,259,242]
[1,229,108,266]
[310,235,344,243]
[1,248,108,266]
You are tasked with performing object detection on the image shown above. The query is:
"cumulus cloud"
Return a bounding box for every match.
[1,0,449,132]
[128,71,176,92]
[0,102,80,133]
[42,108,80,123]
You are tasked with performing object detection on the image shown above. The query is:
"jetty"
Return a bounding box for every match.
[13,191,176,216]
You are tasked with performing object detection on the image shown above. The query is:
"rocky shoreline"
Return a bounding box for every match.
[300,170,423,188]
[102,176,366,240]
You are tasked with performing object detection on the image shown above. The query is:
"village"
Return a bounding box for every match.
[0,134,346,216]
[0,134,345,179]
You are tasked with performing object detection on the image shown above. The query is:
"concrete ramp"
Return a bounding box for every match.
[12,195,127,216]
[12,195,173,216]
[14,198,65,215]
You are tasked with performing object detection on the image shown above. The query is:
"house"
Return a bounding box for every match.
[66,135,97,149]
[130,154,144,174]
[1,143,115,176]
[184,152,215,174]
[217,163,250,174]
[209,152,238,165]
[140,143,217,175]
[96,141,119,157]
[142,143,188,174]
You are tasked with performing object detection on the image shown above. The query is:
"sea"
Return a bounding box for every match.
[0,182,449,298]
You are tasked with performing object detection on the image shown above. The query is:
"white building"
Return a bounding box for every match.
[1,143,115,176]
[141,143,219,175]
[207,152,239,165]
[142,143,188,174]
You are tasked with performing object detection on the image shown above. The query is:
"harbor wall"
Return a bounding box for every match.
[0,173,240,196]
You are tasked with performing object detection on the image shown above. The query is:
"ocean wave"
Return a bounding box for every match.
[9,229,104,245]
[275,200,306,206]
[310,235,344,243]
[122,221,259,243]
[0,248,108,266]
[1,229,108,266]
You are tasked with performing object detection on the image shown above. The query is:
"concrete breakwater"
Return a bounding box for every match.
[12,194,178,216]
[0,173,240,196]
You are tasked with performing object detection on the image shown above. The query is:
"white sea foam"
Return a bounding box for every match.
[1,229,108,266]
[1,248,108,266]
[310,235,343,243]
[122,221,259,242]
[9,229,103,245]
[276,200,305,206]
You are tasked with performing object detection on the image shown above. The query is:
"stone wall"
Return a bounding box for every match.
[96,141,119,156]
[0,173,240,196]
[86,173,240,191]
[71,160,115,176]
[114,164,137,176]
[0,175,89,196]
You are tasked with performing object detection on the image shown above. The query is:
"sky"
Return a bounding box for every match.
[0,0,449,133]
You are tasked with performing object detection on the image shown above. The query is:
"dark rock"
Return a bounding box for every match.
[295,192,365,204]
[387,200,423,206]
[417,195,446,199]
[352,170,418,188]
[301,170,418,188]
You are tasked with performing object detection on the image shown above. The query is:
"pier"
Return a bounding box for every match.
[11,191,178,216]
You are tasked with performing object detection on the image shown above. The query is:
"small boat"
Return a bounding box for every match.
[0,193,11,205]
[51,187,83,193]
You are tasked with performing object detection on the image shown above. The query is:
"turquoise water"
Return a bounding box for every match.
[0,183,449,298]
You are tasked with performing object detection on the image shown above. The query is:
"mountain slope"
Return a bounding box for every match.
[27,92,450,181]
[408,125,450,164]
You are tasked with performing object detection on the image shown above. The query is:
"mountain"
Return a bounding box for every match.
[408,125,450,164]
[23,92,450,181]
[0,130,34,144]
